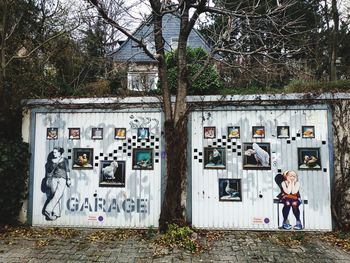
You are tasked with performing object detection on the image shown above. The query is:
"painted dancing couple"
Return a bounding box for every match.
[43,146,71,221]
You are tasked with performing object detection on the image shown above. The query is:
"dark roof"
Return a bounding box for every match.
[113,13,211,62]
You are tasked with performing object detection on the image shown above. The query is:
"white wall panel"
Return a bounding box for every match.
[31,111,162,228]
[191,108,332,230]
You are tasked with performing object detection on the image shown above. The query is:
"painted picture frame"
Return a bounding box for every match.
[204,147,226,169]
[228,126,240,139]
[277,126,290,138]
[302,126,315,138]
[47,128,58,140]
[137,128,149,140]
[204,126,216,139]
[219,179,242,202]
[115,128,126,140]
[72,148,94,169]
[243,143,271,170]
[298,148,321,170]
[252,126,265,138]
[91,128,103,140]
[132,148,153,170]
[68,128,80,140]
[99,160,126,187]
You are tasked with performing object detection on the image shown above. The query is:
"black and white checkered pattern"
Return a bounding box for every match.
[67,135,161,167]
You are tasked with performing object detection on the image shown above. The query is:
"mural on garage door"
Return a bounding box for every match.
[191,108,332,230]
[32,112,162,228]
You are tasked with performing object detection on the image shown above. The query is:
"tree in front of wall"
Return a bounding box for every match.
[88,0,302,232]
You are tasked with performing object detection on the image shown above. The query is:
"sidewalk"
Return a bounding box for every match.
[0,227,349,263]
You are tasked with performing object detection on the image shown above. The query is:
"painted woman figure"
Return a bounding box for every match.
[280,170,303,230]
[44,146,71,220]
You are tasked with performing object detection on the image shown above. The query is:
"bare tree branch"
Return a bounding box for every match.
[88,0,156,60]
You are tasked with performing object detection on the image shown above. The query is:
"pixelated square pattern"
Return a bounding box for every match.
[67,135,161,166]
[192,131,328,170]
[192,135,242,161]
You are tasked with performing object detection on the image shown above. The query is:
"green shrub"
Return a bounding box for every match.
[166,47,223,95]
[146,225,157,239]
[284,79,350,93]
[0,139,29,225]
[162,224,197,252]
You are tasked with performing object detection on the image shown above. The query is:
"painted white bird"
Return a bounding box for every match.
[209,149,222,164]
[252,143,270,167]
[102,161,118,180]
[225,180,239,197]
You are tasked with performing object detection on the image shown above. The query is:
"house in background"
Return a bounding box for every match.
[113,13,211,91]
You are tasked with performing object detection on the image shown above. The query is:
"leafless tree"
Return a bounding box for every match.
[88,0,301,231]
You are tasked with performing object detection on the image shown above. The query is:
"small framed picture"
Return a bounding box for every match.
[91,128,103,140]
[72,148,94,169]
[252,126,265,138]
[204,147,226,169]
[228,126,240,138]
[99,160,126,187]
[298,148,321,170]
[277,126,290,138]
[302,126,315,138]
[243,143,271,170]
[47,128,58,140]
[137,128,149,140]
[69,128,80,140]
[204,126,216,139]
[132,148,153,170]
[219,179,242,202]
[115,128,126,140]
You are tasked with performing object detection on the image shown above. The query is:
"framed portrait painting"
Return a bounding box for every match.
[204,126,216,139]
[99,160,126,187]
[228,126,240,139]
[132,148,153,170]
[72,148,94,169]
[137,128,149,140]
[302,126,315,138]
[277,126,290,138]
[204,147,226,169]
[91,128,103,140]
[243,143,271,170]
[218,179,242,202]
[68,128,80,140]
[252,126,265,138]
[47,128,58,140]
[298,148,321,170]
[115,128,126,140]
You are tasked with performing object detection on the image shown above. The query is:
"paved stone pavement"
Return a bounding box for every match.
[0,228,349,263]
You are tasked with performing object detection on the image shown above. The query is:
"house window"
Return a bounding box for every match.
[171,37,179,50]
[146,40,156,54]
[127,72,158,91]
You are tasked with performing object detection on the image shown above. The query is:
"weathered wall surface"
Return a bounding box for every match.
[190,107,332,230]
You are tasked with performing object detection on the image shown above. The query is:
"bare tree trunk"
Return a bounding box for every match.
[159,116,188,232]
[157,1,191,232]
[331,101,350,230]
[330,0,339,81]
[0,0,8,108]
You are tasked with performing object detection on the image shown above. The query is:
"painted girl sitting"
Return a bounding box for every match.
[281,170,303,230]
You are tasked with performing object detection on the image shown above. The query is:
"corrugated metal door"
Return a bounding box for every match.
[31,111,162,228]
[191,107,332,230]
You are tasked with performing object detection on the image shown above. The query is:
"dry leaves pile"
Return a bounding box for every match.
[150,228,224,255]
[85,229,143,242]
[0,225,348,254]
[320,232,350,251]
[268,232,309,247]
[0,225,78,239]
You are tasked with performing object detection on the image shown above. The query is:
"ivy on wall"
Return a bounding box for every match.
[331,101,350,231]
[0,139,29,225]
